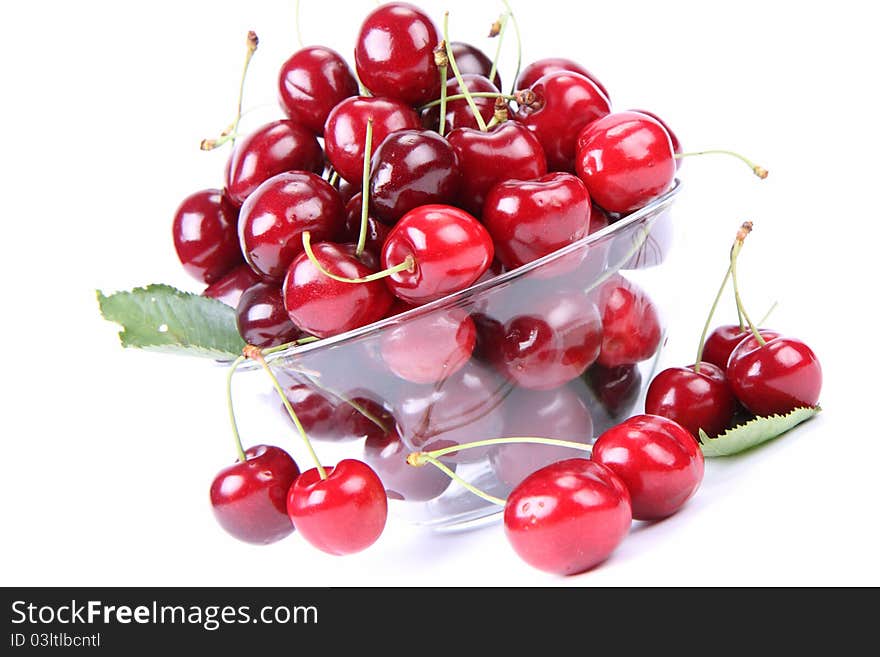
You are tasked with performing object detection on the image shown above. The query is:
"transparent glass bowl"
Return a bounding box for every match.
[232,182,680,526]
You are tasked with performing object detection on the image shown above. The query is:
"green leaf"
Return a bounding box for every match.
[97,284,246,359]
[699,406,821,457]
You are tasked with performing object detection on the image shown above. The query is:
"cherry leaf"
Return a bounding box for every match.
[97,284,245,359]
[699,406,821,457]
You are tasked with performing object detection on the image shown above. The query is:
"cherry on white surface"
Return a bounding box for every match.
[1,0,878,586]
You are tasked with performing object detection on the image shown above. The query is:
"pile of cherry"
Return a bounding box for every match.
[170,2,820,576]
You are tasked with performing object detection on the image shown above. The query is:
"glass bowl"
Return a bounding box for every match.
[232,181,680,526]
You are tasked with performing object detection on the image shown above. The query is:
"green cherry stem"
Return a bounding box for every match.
[487,12,509,87]
[409,436,592,463]
[294,0,304,48]
[500,0,523,96]
[419,455,506,506]
[260,335,319,357]
[674,149,768,179]
[200,31,258,151]
[419,92,516,110]
[758,300,779,327]
[729,221,766,346]
[356,119,374,257]
[327,169,339,188]
[302,231,415,283]
[434,43,449,137]
[226,355,248,463]
[694,262,732,374]
[443,12,488,132]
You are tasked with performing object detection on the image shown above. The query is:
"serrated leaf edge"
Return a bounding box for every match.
[698,405,821,457]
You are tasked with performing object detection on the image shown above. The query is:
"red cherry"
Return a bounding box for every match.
[342,193,390,257]
[203,263,262,308]
[239,171,345,281]
[514,71,611,172]
[172,189,243,284]
[363,430,455,502]
[516,57,610,103]
[446,122,547,216]
[645,362,737,437]
[450,41,501,89]
[210,445,300,545]
[287,459,387,555]
[727,335,822,416]
[235,281,304,348]
[282,242,393,338]
[592,414,704,521]
[482,172,591,270]
[381,204,494,305]
[420,74,500,134]
[369,129,460,225]
[575,111,675,213]
[504,458,631,575]
[278,46,359,135]
[584,363,643,419]
[224,120,324,206]
[629,109,683,167]
[282,384,337,439]
[323,96,421,183]
[596,274,662,367]
[703,325,779,370]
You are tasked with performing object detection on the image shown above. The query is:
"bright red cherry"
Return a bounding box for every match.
[645,362,737,437]
[446,122,547,216]
[482,172,591,270]
[172,189,242,284]
[239,172,345,281]
[516,57,610,102]
[224,120,324,206]
[278,46,359,135]
[342,193,390,257]
[323,96,421,183]
[727,335,822,416]
[210,445,300,545]
[584,363,642,420]
[420,74,500,134]
[629,109,682,168]
[592,414,704,520]
[235,281,304,348]
[504,458,631,575]
[287,459,387,555]
[515,71,611,172]
[703,325,779,370]
[596,274,662,367]
[369,129,460,225]
[354,2,440,106]
[202,263,262,308]
[282,242,393,338]
[575,111,675,213]
[450,41,501,88]
[363,430,455,502]
[381,204,494,305]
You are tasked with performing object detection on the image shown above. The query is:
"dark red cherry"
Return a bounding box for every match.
[224,119,324,206]
[450,41,501,89]
[202,263,262,307]
[342,193,390,257]
[516,57,610,102]
[235,281,304,348]
[278,46,359,135]
[363,429,455,502]
[420,74,500,134]
[629,109,682,168]
[282,242,393,338]
[514,71,611,172]
[482,172,591,270]
[239,171,345,281]
[645,362,737,437]
[596,274,662,367]
[369,129,460,225]
[446,122,547,216]
[335,178,359,204]
[575,111,675,213]
[323,96,421,183]
[703,325,779,370]
[381,204,494,305]
[210,445,300,545]
[172,189,242,284]
[354,2,441,106]
[282,384,337,439]
[584,363,642,419]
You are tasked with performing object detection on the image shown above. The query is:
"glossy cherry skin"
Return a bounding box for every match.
[596,275,662,367]
[504,458,631,576]
[283,242,393,338]
[482,172,591,270]
[239,171,345,281]
[172,189,243,283]
[287,459,387,555]
[420,74,500,134]
[363,429,455,502]
[516,58,609,101]
[202,263,262,307]
[342,193,390,257]
[515,72,611,172]
[575,111,675,213]
[236,281,303,348]
[381,204,494,305]
[369,129,460,225]
[450,41,501,89]
[592,414,704,521]
[278,46,359,135]
[210,445,300,545]
[380,307,476,384]
[323,96,421,183]
[629,109,682,168]
[354,2,440,106]
[727,335,822,416]
[703,325,779,370]
[584,363,642,419]
[645,362,737,437]
[446,122,548,216]
[224,120,324,206]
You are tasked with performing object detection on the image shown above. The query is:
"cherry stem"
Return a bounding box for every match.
[443,12,488,132]
[729,221,766,346]
[500,0,523,96]
[226,355,248,462]
[675,149,768,179]
[433,42,449,137]
[420,92,516,110]
[487,12,509,87]
[409,436,592,465]
[694,262,732,374]
[584,225,651,297]
[230,31,259,148]
[244,345,327,480]
[418,455,506,506]
[294,0,304,48]
[327,169,339,187]
[260,335,319,357]
[356,119,374,257]
[758,300,779,326]
[486,97,509,129]
[302,231,415,283]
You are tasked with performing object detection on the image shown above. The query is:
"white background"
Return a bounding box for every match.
[2,0,878,586]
